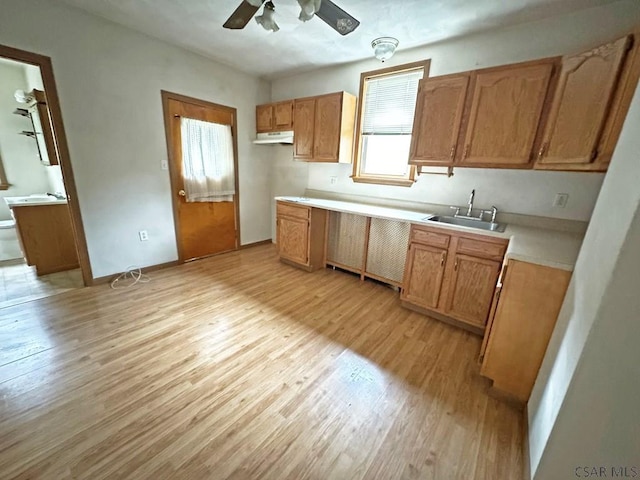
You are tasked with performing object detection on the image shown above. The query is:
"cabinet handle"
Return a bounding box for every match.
[463,144,470,159]
[537,142,548,160]
[440,251,446,267]
[450,145,456,160]
[454,258,459,271]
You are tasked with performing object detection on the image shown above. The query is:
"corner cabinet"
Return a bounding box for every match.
[256,100,293,133]
[276,201,327,272]
[534,35,633,171]
[293,92,357,163]
[480,260,571,402]
[401,225,507,334]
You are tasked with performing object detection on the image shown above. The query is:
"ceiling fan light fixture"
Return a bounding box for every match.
[371,37,399,62]
[297,0,321,22]
[255,1,279,32]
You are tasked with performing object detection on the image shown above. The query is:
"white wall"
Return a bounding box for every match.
[0,0,272,278]
[270,0,640,224]
[0,61,51,221]
[528,81,640,479]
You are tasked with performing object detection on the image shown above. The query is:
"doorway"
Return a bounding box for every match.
[161,91,240,262]
[0,44,91,307]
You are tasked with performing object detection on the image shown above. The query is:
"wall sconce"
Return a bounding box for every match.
[371,37,399,62]
[14,89,35,104]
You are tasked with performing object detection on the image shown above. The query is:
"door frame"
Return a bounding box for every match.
[160,90,241,263]
[0,43,93,285]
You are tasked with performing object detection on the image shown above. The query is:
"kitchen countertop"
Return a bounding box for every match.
[276,196,584,271]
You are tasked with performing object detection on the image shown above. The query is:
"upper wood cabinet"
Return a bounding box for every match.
[409,74,470,166]
[256,100,293,133]
[535,35,632,170]
[293,91,357,163]
[459,61,553,168]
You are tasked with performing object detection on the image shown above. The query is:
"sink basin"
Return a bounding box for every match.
[426,215,506,232]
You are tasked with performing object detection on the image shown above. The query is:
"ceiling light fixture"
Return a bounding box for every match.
[297,0,321,21]
[255,1,279,32]
[371,37,399,62]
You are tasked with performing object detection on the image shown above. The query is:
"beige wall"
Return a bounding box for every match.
[0,60,51,220]
[529,80,640,480]
[0,0,272,278]
[269,0,640,235]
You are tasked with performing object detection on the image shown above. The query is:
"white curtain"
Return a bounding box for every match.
[180,117,236,202]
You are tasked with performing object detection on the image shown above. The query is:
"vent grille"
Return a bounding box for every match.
[326,212,367,269]
[366,218,410,283]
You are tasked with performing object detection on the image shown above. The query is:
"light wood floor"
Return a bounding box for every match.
[0,244,523,479]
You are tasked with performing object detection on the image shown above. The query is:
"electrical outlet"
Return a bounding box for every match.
[553,193,569,208]
[161,160,169,170]
[139,230,149,241]
[330,176,337,185]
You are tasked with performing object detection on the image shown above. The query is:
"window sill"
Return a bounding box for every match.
[351,176,415,187]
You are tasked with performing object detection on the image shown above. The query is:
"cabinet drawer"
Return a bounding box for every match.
[456,237,506,261]
[277,202,310,220]
[410,227,450,248]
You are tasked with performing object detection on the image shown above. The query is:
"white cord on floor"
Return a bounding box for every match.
[110,266,151,290]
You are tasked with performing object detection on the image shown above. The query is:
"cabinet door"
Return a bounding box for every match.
[401,243,447,310]
[536,36,630,166]
[277,216,309,265]
[274,101,293,130]
[293,98,315,159]
[409,74,469,166]
[460,63,552,166]
[314,93,342,161]
[256,104,273,133]
[444,254,501,327]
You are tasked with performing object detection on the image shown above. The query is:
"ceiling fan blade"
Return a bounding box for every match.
[316,0,360,36]
[223,1,264,30]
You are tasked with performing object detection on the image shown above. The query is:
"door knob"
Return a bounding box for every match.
[178,189,186,197]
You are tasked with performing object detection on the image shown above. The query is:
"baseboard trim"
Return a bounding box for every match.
[90,260,181,286]
[240,239,273,249]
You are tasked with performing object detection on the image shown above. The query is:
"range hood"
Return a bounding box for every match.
[253,130,294,145]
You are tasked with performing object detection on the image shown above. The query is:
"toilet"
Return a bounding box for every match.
[0,219,23,262]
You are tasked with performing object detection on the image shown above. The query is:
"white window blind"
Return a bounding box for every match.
[362,69,424,136]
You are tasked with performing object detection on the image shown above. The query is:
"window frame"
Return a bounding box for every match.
[351,60,431,187]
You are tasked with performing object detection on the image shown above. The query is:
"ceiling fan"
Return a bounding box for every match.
[223,0,360,36]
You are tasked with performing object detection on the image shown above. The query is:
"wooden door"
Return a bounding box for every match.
[314,93,342,161]
[277,216,309,265]
[273,101,293,131]
[293,98,315,159]
[409,74,469,165]
[536,36,630,165]
[401,243,447,310]
[163,92,239,262]
[444,254,501,327]
[256,104,273,132]
[460,62,552,166]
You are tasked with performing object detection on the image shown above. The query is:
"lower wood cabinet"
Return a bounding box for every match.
[480,259,571,402]
[401,225,507,334]
[12,204,79,276]
[276,201,326,271]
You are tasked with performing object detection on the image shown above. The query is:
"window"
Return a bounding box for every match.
[352,60,430,186]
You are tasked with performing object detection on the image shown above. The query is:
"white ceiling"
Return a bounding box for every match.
[56,0,620,79]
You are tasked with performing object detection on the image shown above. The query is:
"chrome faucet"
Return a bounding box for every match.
[467,189,475,216]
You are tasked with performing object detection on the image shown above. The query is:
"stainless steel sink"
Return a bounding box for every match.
[426,215,506,232]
